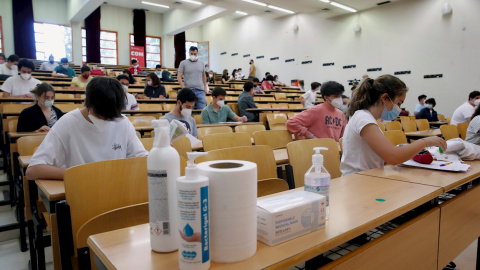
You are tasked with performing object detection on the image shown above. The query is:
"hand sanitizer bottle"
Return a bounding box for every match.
[304,147,330,219]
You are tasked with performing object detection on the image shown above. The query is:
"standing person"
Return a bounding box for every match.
[287,81,346,141]
[451,91,480,125]
[40,55,59,71]
[0,54,19,76]
[129,59,143,75]
[414,94,427,116]
[178,46,208,109]
[53,58,76,77]
[416,98,438,122]
[238,82,258,122]
[142,73,166,99]
[161,88,198,137]
[116,75,139,111]
[298,82,321,109]
[70,65,92,90]
[1,59,41,98]
[249,59,256,79]
[201,87,247,124]
[340,75,447,176]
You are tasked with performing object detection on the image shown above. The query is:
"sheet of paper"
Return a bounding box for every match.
[401,160,470,172]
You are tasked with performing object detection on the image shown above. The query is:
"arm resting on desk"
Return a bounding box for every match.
[26,164,66,180]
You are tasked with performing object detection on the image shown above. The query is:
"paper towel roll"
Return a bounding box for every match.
[197,160,257,263]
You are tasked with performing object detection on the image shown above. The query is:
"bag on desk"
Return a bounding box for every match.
[413,149,433,164]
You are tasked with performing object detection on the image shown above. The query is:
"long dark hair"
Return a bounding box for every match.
[471,104,480,120]
[122,69,136,84]
[146,73,161,87]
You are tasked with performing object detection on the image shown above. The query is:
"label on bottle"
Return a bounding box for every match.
[304,173,330,206]
[148,170,170,236]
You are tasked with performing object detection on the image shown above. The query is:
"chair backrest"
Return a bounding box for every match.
[193,114,202,125]
[55,93,75,99]
[274,93,287,100]
[17,135,47,156]
[8,118,18,132]
[401,120,417,132]
[399,116,410,122]
[286,138,341,188]
[234,124,265,138]
[384,121,402,131]
[384,130,408,146]
[54,103,84,112]
[227,103,239,115]
[138,103,161,111]
[197,126,232,140]
[140,137,154,151]
[257,103,271,109]
[409,116,416,121]
[438,114,446,121]
[446,117,451,124]
[257,178,289,197]
[167,91,177,99]
[163,103,175,111]
[266,113,287,130]
[253,130,293,149]
[172,136,192,159]
[270,103,288,109]
[202,132,252,151]
[440,125,459,140]
[288,103,303,109]
[457,122,468,140]
[377,122,386,132]
[415,119,430,131]
[196,145,277,180]
[287,112,300,119]
[129,116,155,128]
[3,104,31,113]
[260,97,275,101]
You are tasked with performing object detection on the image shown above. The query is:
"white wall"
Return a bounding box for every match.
[33,0,69,25]
[194,0,480,116]
[0,0,13,55]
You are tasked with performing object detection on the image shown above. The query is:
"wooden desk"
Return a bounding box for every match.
[8,131,46,140]
[273,148,289,165]
[429,121,447,127]
[0,97,84,103]
[88,175,441,270]
[197,122,262,128]
[404,129,442,139]
[246,108,306,113]
[19,155,31,168]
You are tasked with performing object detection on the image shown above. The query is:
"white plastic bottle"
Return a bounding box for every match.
[177,152,210,270]
[148,119,180,252]
[304,147,331,219]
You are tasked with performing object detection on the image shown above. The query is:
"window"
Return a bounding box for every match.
[34,22,72,61]
[185,41,198,60]
[82,29,118,65]
[0,17,3,54]
[129,35,162,68]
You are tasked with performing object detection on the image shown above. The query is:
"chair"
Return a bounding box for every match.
[415,119,430,131]
[286,138,341,188]
[288,103,303,109]
[135,131,141,139]
[257,178,289,197]
[401,120,417,132]
[260,97,275,101]
[270,103,288,109]
[440,125,459,140]
[384,121,402,131]
[287,112,300,119]
[457,123,468,140]
[274,93,287,101]
[438,114,446,121]
[3,104,31,113]
[446,117,451,124]
[197,126,232,140]
[256,103,271,109]
[377,122,386,132]
[8,118,18,133]
[129,116,155,128]
[167,90,177,99]
[17,135,46,156]
[266,113,287,130]
[253,130,293,149]
[140,137,154,151]
[227,103,239,115]
[54,103,84,112]
[172,136,192,159]
[234,124,265,139]
[202,132,252,151]
[409,116,416,121]
[384,130,408,146]
[193,114,202,125]
[399,116,410,122]
[163,103,175,111]
[55,93,75,99]
[138,103,161,111]
[196,145,277,180]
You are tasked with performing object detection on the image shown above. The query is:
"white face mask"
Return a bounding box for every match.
[268,81,273,84]
[11,65,17,70]
[474,99,480,106]
[330,97,343,109]
[122,85,128,92]
[216,100,225,107]
[43,100,54,107]
[181,108,192,117]
[190,55,198,61]
[89,113,108,131]
[20,73,31,80]
[209,74,213,78]
[147,81,152,86]
[133,64,138,68]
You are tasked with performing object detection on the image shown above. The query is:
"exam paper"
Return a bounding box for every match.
[401,160,470,172]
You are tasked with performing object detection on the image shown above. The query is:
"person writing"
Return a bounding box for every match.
[261,75,275,90]
[1,59,40,98]
[221,69,232,84]
[52,58,76,78]
[201,87,247,124]
[142,73,166,99]
[238,82,258,122]
[0,54,19,76]
[70,65,92,90]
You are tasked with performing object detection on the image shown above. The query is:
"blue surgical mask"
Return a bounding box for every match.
[339,105,347,112]
[380,96,402,121]
[43,100,54,107]
[425,104,432,109]
[62,64,69,69]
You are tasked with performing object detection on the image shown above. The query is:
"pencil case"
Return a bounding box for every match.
[413,149,433,164]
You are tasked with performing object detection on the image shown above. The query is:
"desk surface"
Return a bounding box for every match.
[88,174,441,270]
[197,122,262,128]
[19,155,31,169]
[246,108,305,112]
[35,180,65,201]
[8,132,46,139]
[404,129,442,138]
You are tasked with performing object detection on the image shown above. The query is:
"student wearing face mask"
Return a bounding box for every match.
[0,53,5,64]
[70,65,92,90]
[415,98,438,122]
[207,71,215,84]
[221,69,232,84]
[0,54,19,76]
[155,64,163,78]
[252,78,265,94]
[122,69,138,85]
[161,88,198,137]
[299,82,321,108]
[26,77,148,180]
[340,95,350,112]
[52,58,76,78]
[1,59,40,98]
[273,75,286,87]
[261,75,275,90]
[236,68,245,80]
[287,81,346,141]
[40,55,59,71]
[238,82,259,122]
[201,87,247,124]
[17,83,64,132]
[117,75,139,110]
[340,75,447,176]
[451,91,480,125]
[129,59,143,75]
[178,46,208,110]
[142,73,166,99]
[161,67,175,82]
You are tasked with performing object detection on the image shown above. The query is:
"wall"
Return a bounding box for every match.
[33,0,69,25]
[195,0,480,116]
[0,0,13,55]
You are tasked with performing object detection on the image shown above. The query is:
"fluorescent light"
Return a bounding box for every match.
[330,2,357,12]
[320,0,330,3]
[236,11,248,15]
[141,1,169,8]
[242,0,267,7]
[182,0,202,5]
[267,5,295,14]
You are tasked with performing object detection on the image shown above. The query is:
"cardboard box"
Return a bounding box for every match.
[257,191,326,246]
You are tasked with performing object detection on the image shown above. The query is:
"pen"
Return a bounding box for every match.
[440,162,452,167]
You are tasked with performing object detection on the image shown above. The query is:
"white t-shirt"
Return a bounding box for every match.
[0,75,41,96]
[301,91,317,108]
[451,101,475,125]
[125,93,139,110]
[39,62,59,71]
[29,109,147,169]
[0,63,18,76]
[340,110,384,176]
[414,103,425,113]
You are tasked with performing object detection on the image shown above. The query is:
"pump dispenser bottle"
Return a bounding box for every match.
[304,147,331,219]
[177,152,210,270]
[147,119,179,252]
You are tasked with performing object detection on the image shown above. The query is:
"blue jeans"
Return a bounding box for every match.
[192,88,207,109]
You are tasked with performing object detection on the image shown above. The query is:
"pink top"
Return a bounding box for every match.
[261,81,274,90]
[286,103,347,142]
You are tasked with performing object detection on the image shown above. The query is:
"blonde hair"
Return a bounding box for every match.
[30,82,55,98]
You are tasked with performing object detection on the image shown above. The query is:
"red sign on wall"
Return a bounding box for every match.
[130,46,145,67]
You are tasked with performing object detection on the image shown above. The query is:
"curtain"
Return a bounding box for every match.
[85,7,101,64]
[12,0,36,59]
[133,9,146,64]
[174,32,186,68]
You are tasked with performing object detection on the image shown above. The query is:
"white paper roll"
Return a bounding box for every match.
[197,160,257,263]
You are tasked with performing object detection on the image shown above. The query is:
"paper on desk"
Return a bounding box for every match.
[401,160,470,172]
[186,134,202,147]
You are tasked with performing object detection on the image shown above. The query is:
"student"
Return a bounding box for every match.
[1,59,41,98]
[231,69,238,80]
[299,82,320,109]
[261,72,270,83]
[161,88,198,137]
[287,81,346,141]
[466,105,480,144]
[340,75,447,176]
[341,95,350,112]
[26,77,148,180]
[122,69,137,85]
[201,87,247,124]
[207,70,215,84]
[261,75,275,90]
[273,75,286,87]
[416,98,438,122]
[0,54,19,76]
[414,94,427,116]
[298,80,305,92]
[236,68,245,80]
[39,55,58,71]
[129,59,142,75]
[451,91,480,125]
[53,58,76,78]
[17,83,64,132]
[117,74,139,111]
[142,73,166,99]
[70,65,92,90]
[154,64,163,77]
[249,59,256,79]
[162,67,175,82]
[252,78,265,94]
[221,69,232,84]
[178,46,208,109]
[238,82,258,122]
[0,53,5,64]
